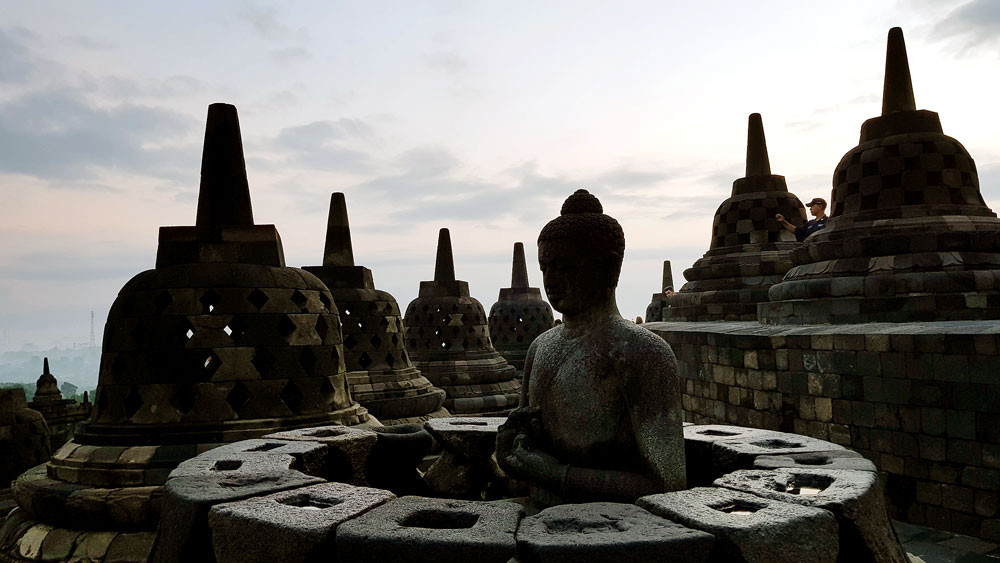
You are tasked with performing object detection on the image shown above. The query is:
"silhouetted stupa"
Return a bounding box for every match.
[0,104,370,562]
[404,229,519,415]
[303,193,448,424]
[28,358,90,449]
[665,114,806,321]
[760,28,1000,323]
[645,260,674,323]
[487,242,554,373]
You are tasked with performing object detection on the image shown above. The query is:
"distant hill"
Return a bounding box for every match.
[0,347,100,393]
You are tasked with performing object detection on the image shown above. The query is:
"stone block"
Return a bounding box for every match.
[209,482,395,563]
[335,496,522,563]
[753,450,875,472]
[516,502,713,563]
[639,487,837,563]
[715,468,907,563]
[264,426,378,484]
[684,425,843,486]
[150,468,323,563]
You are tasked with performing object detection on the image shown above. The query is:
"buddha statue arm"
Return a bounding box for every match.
[622,340,687,492]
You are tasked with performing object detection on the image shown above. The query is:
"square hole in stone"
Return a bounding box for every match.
[782,474,835,496]
[279,494,343,511]
[750,439,804,449]
[308,427,348,438]
[245,443,284,452]
[698,429,739,436]
[712,501,763,516]
[400,509,479,529]
[212,460,243,471]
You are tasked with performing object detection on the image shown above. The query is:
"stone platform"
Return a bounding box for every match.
[0,420,908,562]
[648,320,1000,542]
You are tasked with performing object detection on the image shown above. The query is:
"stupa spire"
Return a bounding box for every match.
[195,103,254,228]
[511,242,528,289]
[43,357,50,376]
[745,113,771,177]
[881,27,916,115]
[434,228,455,282]
[323,192,355,267]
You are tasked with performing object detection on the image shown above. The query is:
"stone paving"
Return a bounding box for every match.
[899,520,1000,562]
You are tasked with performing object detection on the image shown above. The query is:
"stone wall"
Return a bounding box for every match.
[649,320,1000,541]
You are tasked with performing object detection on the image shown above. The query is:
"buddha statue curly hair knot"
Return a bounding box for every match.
[538,189,626,277]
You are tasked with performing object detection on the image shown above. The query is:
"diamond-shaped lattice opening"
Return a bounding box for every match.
[226,381,251,412]
[391,334,399,347]
[330,346,340,363]
[358,352,373,369]
[356,318,366,331]
[370,334,382,349]
[202,351,221,378]
[384,352,396,368]
[251,348,276,376]
[319,377,335,402]
[247,289,269,310]
[343,307,352,317]
[319,293,332,311]
[290,290,308,312]
[171,385,197,415]
[280,381,304,413]
[124,386,143,419]
[200,290,221,314]
[441,340,452,350]
[277,315,297,338]
[379,317,390,331]
[315,316,329,341]
[185,328,195,340]
[154,291,173,313]
[226,317,248,341]
[299,347,317,374]
[343,334,358,350]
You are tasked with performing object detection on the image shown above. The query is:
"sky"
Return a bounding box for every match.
[1,0,999,354]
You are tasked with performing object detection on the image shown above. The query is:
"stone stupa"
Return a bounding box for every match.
[760,28,1000,323]
[404,229,519,415]
[27,358,90,449]
[303,193,448,424]
[487,242,554,374]
[0,103,370,562]
[665,113,807,321]
[644,260,675,323]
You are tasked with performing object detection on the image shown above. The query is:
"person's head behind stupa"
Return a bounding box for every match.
[537,189,624,315]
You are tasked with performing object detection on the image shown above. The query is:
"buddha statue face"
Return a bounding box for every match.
[537,189,624,317]
[538,238,619,316]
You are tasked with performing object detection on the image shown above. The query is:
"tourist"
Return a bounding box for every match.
[776,197,828,242]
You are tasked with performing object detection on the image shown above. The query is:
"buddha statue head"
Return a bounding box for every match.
[537,189,625,316]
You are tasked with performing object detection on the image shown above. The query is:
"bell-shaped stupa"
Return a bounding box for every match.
[760,28,1000,323]
[665,114,807,321]
[404,229,519,415]
[303,193,448,424]
[487,242,554,373]
[44,102,369,495]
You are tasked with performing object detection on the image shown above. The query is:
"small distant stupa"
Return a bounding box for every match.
[303,193,448,424]
[28,358,90,449]
[644,260,675,323]
[404,229,520,415]
[487,242,554,374]
[665,113,806,321]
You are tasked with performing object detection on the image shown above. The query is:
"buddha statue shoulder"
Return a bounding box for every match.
[497,189,686,509]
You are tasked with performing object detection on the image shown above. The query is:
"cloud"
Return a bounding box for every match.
[269,47,312,63]
[0,89,197,181]
[60,35,115,51]
[271,119,376,172]
[423,51,470,75]
[236,4,303,41]
[0,28,40,83]
[933,0,1000,53]
[1,247,150,281]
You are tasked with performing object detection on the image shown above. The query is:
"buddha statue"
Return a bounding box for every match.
[496,189,686,509]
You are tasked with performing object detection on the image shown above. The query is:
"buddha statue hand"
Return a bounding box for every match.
[497,406,564,488]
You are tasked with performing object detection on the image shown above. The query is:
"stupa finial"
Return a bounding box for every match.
[195,103,254,228]
[434,228,456,282]
[511,242,529,289]
[882,27,916,115]
[42,357,50,376]
[745,113,771,177]
[323,192,355,267]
